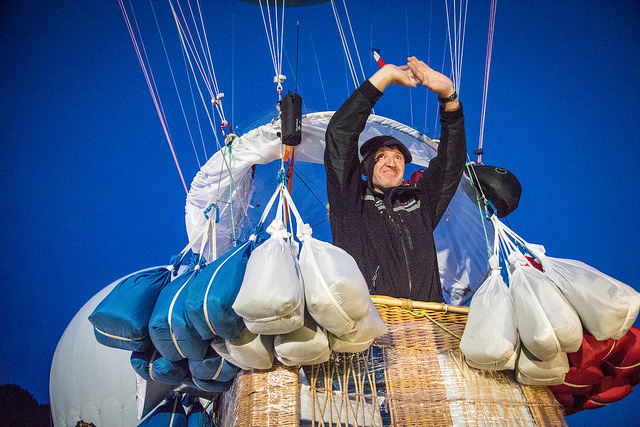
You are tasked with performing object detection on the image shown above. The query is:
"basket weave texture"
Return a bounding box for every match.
[218,296,567,426]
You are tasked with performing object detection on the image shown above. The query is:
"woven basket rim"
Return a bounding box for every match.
[371,295,469,315]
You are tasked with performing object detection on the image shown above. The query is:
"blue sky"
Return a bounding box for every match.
[1,1,639,425]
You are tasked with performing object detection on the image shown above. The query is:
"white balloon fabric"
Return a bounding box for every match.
[185,112,492,306]
[50,274,142,427]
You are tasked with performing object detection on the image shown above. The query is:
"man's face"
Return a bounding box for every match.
[371,146,405,192]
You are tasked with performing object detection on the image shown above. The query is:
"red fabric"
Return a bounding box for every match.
[583,376,633,409]
[550,328,640,415]
[602,326,640,379]
[568,330,615,370]
[524,255,543,272]
[549,365,603,396]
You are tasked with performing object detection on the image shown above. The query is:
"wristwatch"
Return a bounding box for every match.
[438,91,458,104]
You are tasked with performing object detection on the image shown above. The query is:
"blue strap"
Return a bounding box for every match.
[204,203,220,223]
[484,199,498,219]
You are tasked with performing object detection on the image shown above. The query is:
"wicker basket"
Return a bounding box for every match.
[217,296,567,426]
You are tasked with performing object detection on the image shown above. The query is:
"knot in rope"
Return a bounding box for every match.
[276,168,287,185]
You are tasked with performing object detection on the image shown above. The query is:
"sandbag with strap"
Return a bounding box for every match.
[516,345,569,386]
[461,226,519,370]
[225,328,275,370]
[149,254,209,361]
[130,347,190,385]
[185,194,264,342]
[276,185,374,337]
[274,310,331,366]
[233,184,305,335]
[90,264,178,352]
[328,299,387,353]
[492,217,582,360]
[90,222,212,351]
[528,243,640,341]
[188,346,240,383]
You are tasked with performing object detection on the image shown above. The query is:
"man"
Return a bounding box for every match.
[324,56,466,303]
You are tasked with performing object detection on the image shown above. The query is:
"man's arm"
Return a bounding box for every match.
[407,57,466,226]
[324,65,416,211]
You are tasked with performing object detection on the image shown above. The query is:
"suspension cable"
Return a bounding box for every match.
[258,0,287,99]
[170,0,230,142]
[330,0,360,91]
[150,0,205,167]
[443,0,468,93]
[477,0,497,164]
[119,0,189,194]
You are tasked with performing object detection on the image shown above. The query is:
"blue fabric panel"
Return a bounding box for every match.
[131,348,190,385]
[89,267,173,351]
[151,358,189,385]
[185,241,253,341]
[93,328,150,352]
[188,347,240,382]
[186,400,212,427]
[137,393,187,427]
[149,269,210,361]
[184,377,234,393]
[130,348,155,381]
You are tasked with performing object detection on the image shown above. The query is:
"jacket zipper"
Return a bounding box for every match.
[385,204,413,295]
[371,265,380,292]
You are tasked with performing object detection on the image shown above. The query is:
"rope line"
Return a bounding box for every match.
[119,0,189,194]
[478,0,497,164]
[258,0,287,98]
[330,0,360,91]
[443,0,469,93]
[150,0,205,167]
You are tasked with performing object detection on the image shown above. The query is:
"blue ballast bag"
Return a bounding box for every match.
[185,240,254,341]
[90,265,176,351]
[149,261,210,362]
[130,347,189,385]
[188,346,240,383]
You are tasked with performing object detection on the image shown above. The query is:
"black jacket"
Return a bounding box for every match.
[324,80,467,302]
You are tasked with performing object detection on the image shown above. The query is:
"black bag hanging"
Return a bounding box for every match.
[280,92,302,146]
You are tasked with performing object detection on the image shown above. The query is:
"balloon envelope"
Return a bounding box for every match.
[50,274,142,426]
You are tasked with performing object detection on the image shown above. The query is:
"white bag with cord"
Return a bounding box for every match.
[299,235,372,336]
[490,217,583,361]
[280,185,374,337]
[461,253,519,370]
[232,185,305,335]
[328,299,387,353]
[516,345,568,386]
[510,251,582,360]
[527,243,640,341]
[225,328,275,370]
[274,310,331,366]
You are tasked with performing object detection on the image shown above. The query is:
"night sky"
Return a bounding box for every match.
[1,1,639,425]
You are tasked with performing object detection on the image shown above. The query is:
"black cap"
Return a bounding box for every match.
[359,135,412,164]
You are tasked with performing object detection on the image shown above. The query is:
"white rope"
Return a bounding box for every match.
[258,0,287,97]
[150,0,205,166]
[443,0,468,93]
[341,0,366,84]
[309,33,329,110]
[169,0,229,149]
[330,0,360,90]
